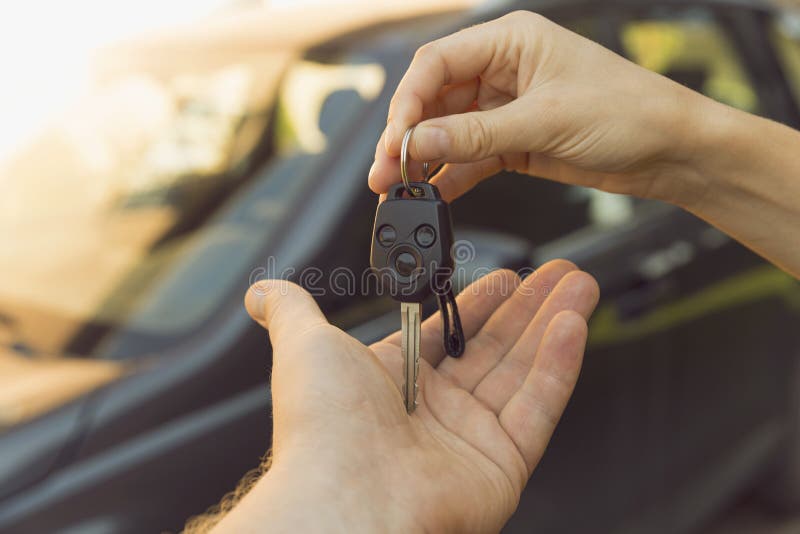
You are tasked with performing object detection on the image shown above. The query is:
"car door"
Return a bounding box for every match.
[487,4,800,533]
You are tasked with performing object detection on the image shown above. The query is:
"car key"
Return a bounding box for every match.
[370,127,465,414]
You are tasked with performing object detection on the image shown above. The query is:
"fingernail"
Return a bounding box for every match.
[416,124,449,160]
[384,122,395,153]
[368,161,377,182]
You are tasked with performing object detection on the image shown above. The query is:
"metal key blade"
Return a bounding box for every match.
[400,302,421,414]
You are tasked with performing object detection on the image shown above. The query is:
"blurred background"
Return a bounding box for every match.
[1,0,800,532]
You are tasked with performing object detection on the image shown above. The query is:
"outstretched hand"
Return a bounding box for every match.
[216,261,598,533]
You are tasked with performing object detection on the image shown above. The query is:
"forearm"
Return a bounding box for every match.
[673,97,800,278]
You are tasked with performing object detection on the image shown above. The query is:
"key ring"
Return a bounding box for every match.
[400,126,430,197]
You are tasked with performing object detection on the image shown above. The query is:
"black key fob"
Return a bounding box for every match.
[370,182,454,303]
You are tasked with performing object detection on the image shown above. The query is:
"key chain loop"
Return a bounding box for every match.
[400,126,430,197]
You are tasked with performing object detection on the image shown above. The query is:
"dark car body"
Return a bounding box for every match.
[1,1,800,532]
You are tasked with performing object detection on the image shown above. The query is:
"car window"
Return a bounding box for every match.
[621,9,760,113]
[0,42,385,428]
[106,58,385,340]
[0,53,284,357]
[772,11,800,107]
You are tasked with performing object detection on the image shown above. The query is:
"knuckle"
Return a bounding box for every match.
[505,9,541,25]
[529,94,564,150]
[518,384,561,428]
[413,42,437,63]
[506,10,551,38]
[462,114,494,157]
[411,42,447,84]
[387,94,399,116]
[492,268,522,293]
[495,267,521,283]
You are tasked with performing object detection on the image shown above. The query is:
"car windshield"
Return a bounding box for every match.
[0,33,386,379]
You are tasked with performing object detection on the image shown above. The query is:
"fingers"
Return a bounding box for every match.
[384,21,507,157]
[412,98,542,164]
[420,363,530,495]
[372,13,537,195]
[499,310,588,475]
[371,86,531,196]
[428,158,505,201]
[369,125,426,194]
[422,78,480,119]
[369,79,480,195]
[378,269,520,367]
[436,260,578,391]
[473,270,599,413]
[245,280,329,354]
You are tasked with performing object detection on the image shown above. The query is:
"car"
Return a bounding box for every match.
[1,0,799,532]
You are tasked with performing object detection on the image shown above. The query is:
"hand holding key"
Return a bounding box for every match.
[369,10,708,205]
[369,10,800,278]
[214,265,598,533]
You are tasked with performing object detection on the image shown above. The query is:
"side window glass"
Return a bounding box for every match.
[772,12,800,107]
[621,10,760,113]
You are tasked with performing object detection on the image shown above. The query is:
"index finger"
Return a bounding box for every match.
[385,21,500,157]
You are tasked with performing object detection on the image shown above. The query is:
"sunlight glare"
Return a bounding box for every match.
[0,0,229,170]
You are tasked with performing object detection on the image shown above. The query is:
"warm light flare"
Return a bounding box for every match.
[0,0,229,169]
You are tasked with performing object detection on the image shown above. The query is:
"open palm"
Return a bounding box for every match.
[244,261,598,533]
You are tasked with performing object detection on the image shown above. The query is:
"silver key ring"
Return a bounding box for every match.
[400,126,430,197]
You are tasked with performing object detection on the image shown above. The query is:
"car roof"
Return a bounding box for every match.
[496,0,772,10]
[309,0,779,62]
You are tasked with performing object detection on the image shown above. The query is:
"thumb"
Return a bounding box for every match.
[411,98,538,163]
[245,280,328,351]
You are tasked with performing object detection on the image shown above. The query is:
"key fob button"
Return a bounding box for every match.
[377,224,398,247]
[393,250,419,277]
[414,224,436,248]
[370,182,454,302]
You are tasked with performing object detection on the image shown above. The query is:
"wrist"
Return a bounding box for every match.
[643,83,728,209]
[213,453,419,533]
[676,95,744,212]
[651,92,800,277]
[676,96,800,215]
